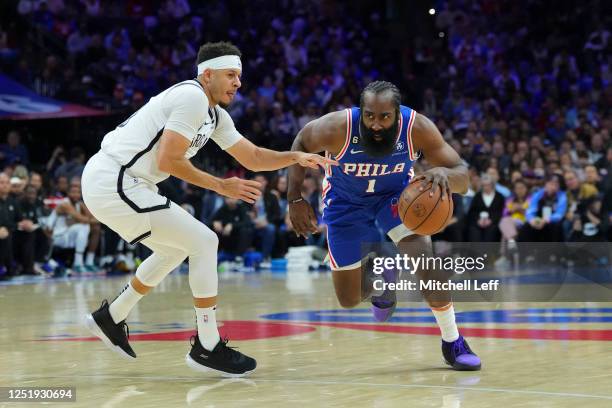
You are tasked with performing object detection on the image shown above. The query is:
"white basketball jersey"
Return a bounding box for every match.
[100,79,242,184]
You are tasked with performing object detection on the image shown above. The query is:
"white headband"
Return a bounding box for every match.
[197,55,242,75]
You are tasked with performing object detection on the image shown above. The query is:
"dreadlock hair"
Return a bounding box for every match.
[359,81,401,109]
[196,41,241,65]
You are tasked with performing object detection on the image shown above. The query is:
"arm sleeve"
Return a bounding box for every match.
[210,107,243,150]
[163,85,208,143]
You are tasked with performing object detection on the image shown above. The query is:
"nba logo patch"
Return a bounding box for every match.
[203,315,208,323]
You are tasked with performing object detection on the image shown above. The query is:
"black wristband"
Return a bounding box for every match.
[289,197,304,204]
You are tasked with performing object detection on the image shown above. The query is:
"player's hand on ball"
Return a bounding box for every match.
[289,199,318,237]
[294,152,339,170]
[412,167,451,201]
[218,177,262,204]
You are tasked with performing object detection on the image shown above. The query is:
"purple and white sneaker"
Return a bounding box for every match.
[442,335,481,371]
[370,267,398,322]
[371,298,396,322]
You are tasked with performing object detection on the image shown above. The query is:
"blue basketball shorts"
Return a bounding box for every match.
[322,190,413,270]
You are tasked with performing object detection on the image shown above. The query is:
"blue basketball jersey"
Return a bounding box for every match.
[322,105,418,204]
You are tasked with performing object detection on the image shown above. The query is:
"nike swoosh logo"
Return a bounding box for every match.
[203,121,213,126]
[199,354,209,359]
[350,149,364,154]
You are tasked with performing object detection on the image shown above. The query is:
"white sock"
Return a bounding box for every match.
[109,282,144,323]
[86,252,95,265]
[74,252,84,267]
[431,303,460,342]
[195,306,221,351]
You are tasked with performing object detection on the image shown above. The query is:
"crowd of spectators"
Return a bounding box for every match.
[0,0,611,277]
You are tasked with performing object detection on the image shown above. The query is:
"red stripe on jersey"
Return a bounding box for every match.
[326,228,338,269]
[407,110,417,161]
[322,182,331,198]
[393,111,403,147]
[335,109,352,160]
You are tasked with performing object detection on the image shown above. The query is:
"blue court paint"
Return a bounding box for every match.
[261,308,612,324]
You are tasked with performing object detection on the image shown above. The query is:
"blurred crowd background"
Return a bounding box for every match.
[0,0,611,278]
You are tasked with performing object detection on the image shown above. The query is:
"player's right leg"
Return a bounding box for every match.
[331,259,397,322]
[324,200,389,311]
[331,266,364,308]
[84,239,185,359]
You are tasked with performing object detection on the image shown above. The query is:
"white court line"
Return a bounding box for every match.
[2,374,612,401]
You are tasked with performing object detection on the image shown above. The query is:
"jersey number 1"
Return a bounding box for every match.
[366,179,376,193]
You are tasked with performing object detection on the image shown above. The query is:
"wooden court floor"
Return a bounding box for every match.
[1,271,612,407]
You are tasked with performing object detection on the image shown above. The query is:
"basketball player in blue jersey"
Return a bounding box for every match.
[288,81,481,370]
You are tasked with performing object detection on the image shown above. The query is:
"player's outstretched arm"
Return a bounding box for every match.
[411,113,469,200]
[287,111,345,236]
[225,138,338,172]
[157,129,262,204]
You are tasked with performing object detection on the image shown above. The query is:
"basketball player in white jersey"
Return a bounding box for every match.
[81,42,336,377]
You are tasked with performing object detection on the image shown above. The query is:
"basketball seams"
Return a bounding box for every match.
[436,195,454,234]
[410,190,443,233]
[400,186,431,226]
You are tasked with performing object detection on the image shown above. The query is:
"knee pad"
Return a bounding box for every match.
[187,228,219,298]
[136,249,187,287]
[185,224,219,256]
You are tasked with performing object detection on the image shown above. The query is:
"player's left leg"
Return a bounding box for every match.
[397,234,481,371]
[376,194,481,370]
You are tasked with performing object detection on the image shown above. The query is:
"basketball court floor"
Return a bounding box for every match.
[1,269,612,407]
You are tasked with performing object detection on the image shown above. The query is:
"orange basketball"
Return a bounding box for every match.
[398,181,454,236]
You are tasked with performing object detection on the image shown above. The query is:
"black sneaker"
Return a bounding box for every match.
[84,299,136,359]
[185,335,256,377]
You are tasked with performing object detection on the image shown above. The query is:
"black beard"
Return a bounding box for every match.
[358,119,399,157]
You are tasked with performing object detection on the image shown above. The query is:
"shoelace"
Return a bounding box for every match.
[371,297,394,308]
[453,338,470,356]
[191,336,240,360]
[217,338,240,359]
